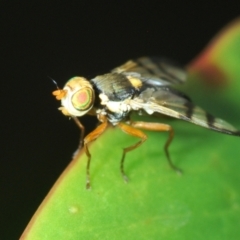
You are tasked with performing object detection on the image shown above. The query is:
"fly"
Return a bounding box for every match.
[52,57,240,189]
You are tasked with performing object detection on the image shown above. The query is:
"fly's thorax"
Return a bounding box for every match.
[91,73,136,101]
[98,93,132,124]
[59,77,95,117]
[99,93,132,114]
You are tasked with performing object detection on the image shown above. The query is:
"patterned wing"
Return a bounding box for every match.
[130,87,240,136]
[111,57,187,86]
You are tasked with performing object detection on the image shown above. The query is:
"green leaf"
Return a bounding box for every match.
[21,19,240,240]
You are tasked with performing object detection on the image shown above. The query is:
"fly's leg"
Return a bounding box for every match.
[131,121,182,174]
[72,117,85,153]
[117,123,147,182]
[83,120,108,189]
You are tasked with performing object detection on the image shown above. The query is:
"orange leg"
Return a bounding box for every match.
[72,117,85,150]
[117,123,147,182]
[118,121,181,182]
[83,120,108,189]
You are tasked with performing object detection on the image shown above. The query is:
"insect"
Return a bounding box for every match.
[52,57,240,189]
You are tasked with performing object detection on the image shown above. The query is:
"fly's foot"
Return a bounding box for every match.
[172,166,182,175]
[122,173,129,183]
[86,179,91,190]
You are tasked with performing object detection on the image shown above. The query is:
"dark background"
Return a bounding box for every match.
[1,1,240,239]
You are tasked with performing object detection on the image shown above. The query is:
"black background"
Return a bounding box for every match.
[1,1,240,239]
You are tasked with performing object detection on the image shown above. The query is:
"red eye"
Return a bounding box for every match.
[71,87,94,111]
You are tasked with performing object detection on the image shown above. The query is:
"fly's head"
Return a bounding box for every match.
[52,77,95,117]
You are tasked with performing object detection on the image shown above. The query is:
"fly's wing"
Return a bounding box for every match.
[130,87,240,136]
[111,57,187,86]
[112,56,239,135]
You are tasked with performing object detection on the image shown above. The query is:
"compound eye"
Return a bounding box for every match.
[71,87,94,111]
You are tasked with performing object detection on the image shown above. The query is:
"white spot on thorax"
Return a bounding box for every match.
[99,93,132,113]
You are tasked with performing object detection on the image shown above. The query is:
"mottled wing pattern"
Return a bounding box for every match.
[131,87,240,136]
[111,57,187,86]
[112,56,239,136]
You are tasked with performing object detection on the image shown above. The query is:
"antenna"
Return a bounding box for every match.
[48,76,60,89]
